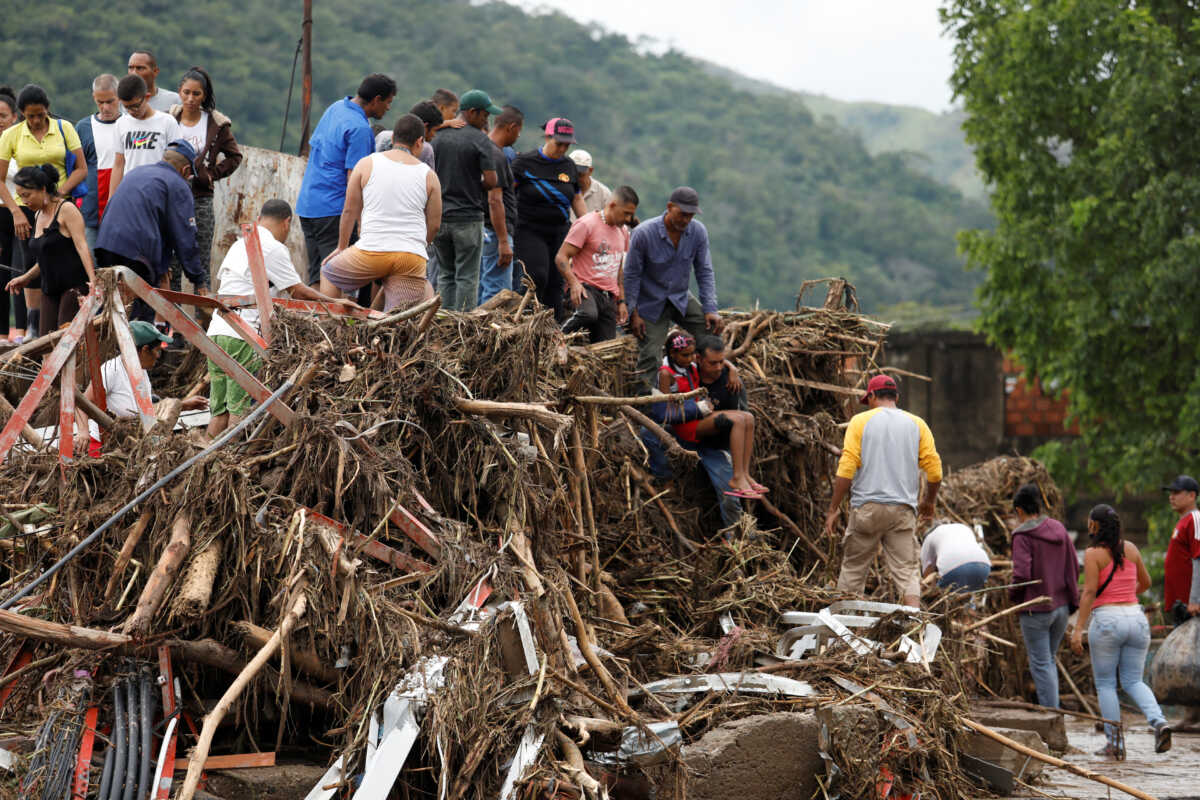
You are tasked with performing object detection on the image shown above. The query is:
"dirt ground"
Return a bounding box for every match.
[1015,715,1199,799]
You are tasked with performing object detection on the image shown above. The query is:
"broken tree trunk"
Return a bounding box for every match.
[453,398,574,432]
[122,513,192,636]
[172,538,223,621]
[177,589,308,800]
[233,620,339,684]
[167,638,332,709]
[0,608,130,649]
[618,405,698,467]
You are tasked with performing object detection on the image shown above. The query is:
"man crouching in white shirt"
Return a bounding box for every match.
[205,199,359,437]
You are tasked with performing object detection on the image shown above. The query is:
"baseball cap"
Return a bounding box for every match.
[859,374,898,405]
[165,139,197,169]
[544,117,576,144]
[129,320,172,348]
[459,89,502,115]
[569,149,592,169]
[1164,475,1200,494]
[668,186,701,214]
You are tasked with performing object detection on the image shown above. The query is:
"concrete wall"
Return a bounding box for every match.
[883,330,1007,470]
[210,145,308,277]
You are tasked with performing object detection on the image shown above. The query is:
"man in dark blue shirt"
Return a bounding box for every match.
[95,140,201,322]
[624,186,723,392]
[296,74,396,286]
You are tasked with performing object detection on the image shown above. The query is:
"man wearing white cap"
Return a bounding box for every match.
[570,149,611,218]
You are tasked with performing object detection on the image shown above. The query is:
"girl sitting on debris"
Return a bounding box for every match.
[1070,504,1171,757]
[658,331,765,499]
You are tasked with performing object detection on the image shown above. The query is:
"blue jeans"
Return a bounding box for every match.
[1089,605,1165,745]
[938,561,991,592]
[638,426,741,527]
[1018,605,1069,708]
[477,227,511,305]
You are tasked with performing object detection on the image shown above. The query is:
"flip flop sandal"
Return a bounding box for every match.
[724,488,762,499]
[751,482,770,494]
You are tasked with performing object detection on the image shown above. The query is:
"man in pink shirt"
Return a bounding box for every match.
[556,185,639,342]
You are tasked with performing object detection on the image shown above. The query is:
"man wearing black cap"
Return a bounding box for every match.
[824,374,942,608]
[624,187,722,393]
[96,140,202,320]
[430,89,500,310]
[1163,475,1200,618]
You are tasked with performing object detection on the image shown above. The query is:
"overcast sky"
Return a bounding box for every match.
[510,0,956,113]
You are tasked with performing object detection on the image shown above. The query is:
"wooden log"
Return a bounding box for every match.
[172,538,223,621]
[0,608,130,649]
[233,620,338,684]
[0,391,45,450]
[453,397,573,431]
[166,638,332,709]
[177,590,308,800]
[960,718,1155,800]
[122,514,192,636]
[103,509,154,604]
[364,294,440,328]
[961,596,1051,633]
[618,405,698,466]
[563,588,635,718]
[73,386,117,431]
[574,387,705,406]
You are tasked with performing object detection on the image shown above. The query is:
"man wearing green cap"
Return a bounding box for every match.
[430,89,500,310]
[75,320,207,454]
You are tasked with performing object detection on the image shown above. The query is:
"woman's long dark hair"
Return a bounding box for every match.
[179,66,215,112]
[13,164,59,197]
[1089,503,1124,570]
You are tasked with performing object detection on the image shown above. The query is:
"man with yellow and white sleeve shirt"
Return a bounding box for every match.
[824,374,942,608]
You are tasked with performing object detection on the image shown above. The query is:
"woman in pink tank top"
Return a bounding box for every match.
[1070,504,1169,758]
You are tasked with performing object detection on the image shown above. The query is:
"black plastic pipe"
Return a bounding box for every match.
[122,677,137,800]
[138,671,153,799]
[97,744,114,800]
[107,682,126,800]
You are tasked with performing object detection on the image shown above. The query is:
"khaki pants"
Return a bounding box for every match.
[836,502,920,600]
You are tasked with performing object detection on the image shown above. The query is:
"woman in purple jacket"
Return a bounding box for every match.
[1010,483,1080,708]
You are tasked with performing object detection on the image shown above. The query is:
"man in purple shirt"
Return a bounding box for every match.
[624,186,723,392]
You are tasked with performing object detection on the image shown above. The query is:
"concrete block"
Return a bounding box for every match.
[678,711,824,800]
[967,706,1068,752]
[964,727,1047,780]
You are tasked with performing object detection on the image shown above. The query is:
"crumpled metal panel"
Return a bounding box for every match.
[211,145,310,276]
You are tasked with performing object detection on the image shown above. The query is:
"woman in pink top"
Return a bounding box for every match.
[1070,504,1169,758]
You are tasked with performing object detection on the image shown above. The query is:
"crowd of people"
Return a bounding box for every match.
[2,58,1196,767]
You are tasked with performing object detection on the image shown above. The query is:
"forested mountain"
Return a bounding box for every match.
[4,0,992,312]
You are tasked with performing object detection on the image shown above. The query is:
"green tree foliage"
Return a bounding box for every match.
[4,0,989,312]
[942,1,1200,495]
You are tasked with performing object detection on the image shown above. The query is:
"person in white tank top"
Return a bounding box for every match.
[320,114,443,311]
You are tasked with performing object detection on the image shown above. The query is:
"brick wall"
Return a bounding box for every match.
[1002,357,1078,438]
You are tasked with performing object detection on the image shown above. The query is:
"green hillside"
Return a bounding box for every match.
[2,0,991,312]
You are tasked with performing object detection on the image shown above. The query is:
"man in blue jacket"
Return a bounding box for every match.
[96,139,202,321]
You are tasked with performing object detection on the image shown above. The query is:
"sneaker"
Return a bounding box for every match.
[1093,743,1125,760]
[1155,722,1172,754]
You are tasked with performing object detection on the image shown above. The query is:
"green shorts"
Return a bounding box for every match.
[208,335,262,417]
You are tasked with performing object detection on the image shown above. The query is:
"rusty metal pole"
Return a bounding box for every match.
[299,0,313,157]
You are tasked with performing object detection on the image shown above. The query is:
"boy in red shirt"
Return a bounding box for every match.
[1163,474,1200,616]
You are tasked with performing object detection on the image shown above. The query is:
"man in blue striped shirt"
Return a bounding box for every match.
[624,186,723,392]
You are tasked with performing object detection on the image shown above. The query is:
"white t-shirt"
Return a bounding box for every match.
[921,523,990,575]
[115,110,182,174]
[207,226,302,340]
[88,355,147,439]
[177,111,207,157]
[91,116,121,170]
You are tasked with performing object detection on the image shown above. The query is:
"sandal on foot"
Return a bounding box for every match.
[751,482,769,494]
[724,488,762,499]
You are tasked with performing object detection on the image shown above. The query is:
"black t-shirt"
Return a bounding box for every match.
[702,365,747,412]
[510,148,579,229]
[431,125,495,223]
[485,140,517,234]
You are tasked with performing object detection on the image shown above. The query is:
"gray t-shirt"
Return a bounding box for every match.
[147,88,182,113]
[431,124,494,222]
[376,133,435,170]
[485,140,516,234]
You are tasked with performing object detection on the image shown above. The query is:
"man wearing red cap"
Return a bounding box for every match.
[824,374,942,608]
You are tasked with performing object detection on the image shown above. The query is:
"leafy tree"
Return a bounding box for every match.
[942,1,1200,495]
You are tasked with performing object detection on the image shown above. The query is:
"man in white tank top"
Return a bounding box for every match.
[320,114,443,311]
